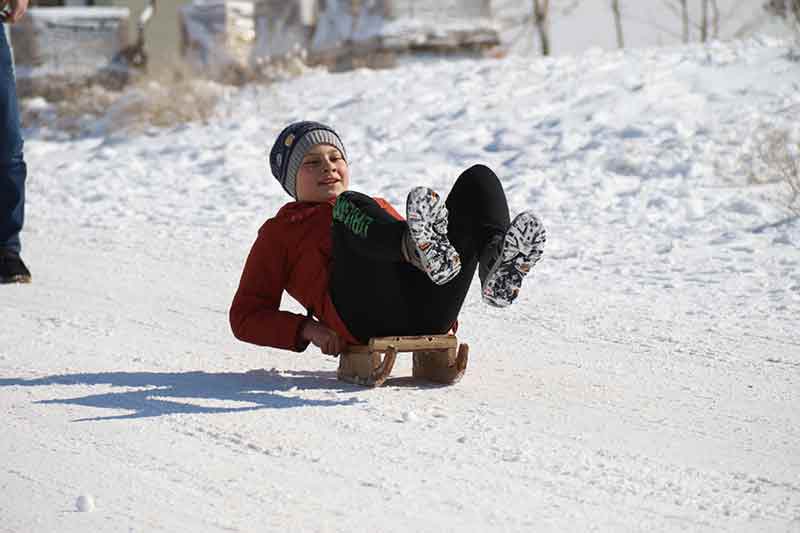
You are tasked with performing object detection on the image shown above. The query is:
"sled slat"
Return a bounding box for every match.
[369,335,457,352]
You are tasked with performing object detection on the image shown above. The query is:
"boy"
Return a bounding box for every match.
[230,121,546,355]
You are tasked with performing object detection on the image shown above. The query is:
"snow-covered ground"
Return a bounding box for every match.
[3,36,800,532]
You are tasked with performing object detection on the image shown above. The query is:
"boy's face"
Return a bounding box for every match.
[295,144,349,202]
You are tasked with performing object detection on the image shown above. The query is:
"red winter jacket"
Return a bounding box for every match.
[229,198,403,351]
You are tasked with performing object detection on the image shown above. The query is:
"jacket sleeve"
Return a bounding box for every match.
[376,198,404,221]
[229,224,311,352]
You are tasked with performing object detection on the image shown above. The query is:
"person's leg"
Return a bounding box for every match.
[332,187,490,341]
[450,165,546,308]
[0,27,30,284]
[445,164,511,266]
[0,26,27,255]
[401,164,512,328]
[331,166,516,341]
[329,191,422,342]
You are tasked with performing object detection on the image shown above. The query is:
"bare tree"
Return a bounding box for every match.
[699,0,722,41]
[494,0,580,56]
[611,0,624,48]
[710,0,720,38]
[680,0,689,42]
[533,0,551,55]
[764,0,800,49]
[701,0,709,41]
[765,0,800,18]
[755,126,800,217]
[765,0,800,29]
[630,0,758,44]
[661,0,691,42]
[659,0,725,43]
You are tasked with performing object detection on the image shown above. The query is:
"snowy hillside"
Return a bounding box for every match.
[3,36,800,532]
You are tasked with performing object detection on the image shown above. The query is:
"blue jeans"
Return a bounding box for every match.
[0,25,26,253]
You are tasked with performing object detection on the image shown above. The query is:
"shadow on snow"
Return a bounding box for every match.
[0,368,365,421]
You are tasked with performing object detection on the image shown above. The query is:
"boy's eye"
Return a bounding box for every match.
[304,160,320,166]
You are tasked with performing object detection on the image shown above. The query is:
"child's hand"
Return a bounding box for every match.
[301,319,346,356]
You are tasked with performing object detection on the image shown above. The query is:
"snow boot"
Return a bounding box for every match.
[403,186,461,285]
[480,211,545,307]
[0,249,31,284]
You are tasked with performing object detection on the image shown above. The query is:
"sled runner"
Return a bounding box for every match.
[337,335,469,387]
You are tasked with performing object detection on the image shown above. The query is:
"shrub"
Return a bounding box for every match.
[753,126,800,216]
[20,61,226,137]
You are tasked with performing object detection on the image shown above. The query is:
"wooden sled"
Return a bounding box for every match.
[337,335,469,387]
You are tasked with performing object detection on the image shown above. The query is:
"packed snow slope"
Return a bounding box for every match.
[3,37,800,532]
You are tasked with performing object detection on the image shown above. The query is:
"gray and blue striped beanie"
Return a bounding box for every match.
[269,121,347,199]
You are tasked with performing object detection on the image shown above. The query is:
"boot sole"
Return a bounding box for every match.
[482,212,545,307]
[406,187,461,285]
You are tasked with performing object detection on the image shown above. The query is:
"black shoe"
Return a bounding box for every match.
[0,249,32,284]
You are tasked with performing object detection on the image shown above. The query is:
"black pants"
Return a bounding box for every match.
[330,164,511,344]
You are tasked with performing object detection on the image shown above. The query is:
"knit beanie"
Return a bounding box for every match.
[268,121,347,199]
